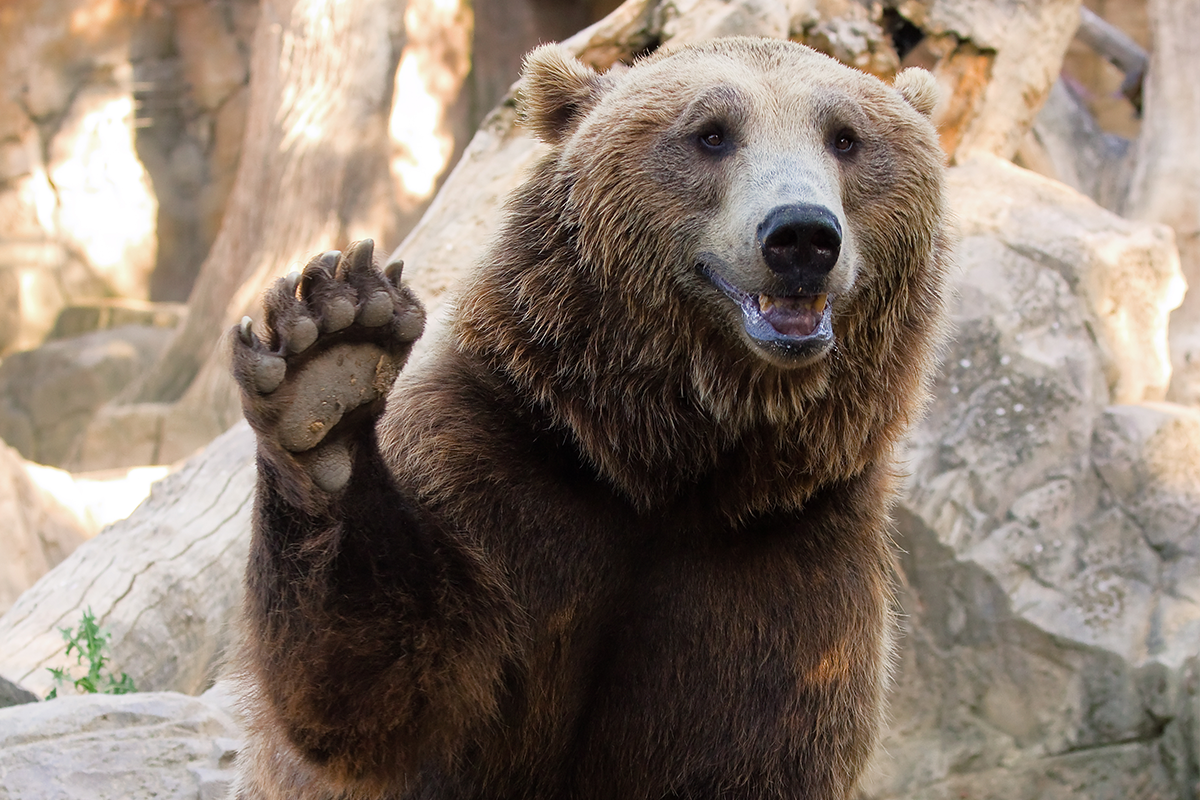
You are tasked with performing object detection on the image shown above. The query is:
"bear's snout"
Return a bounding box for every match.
[757,204,842,290]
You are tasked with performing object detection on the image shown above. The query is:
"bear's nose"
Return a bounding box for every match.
[757,204,842,281]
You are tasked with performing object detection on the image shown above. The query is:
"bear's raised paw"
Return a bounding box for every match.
[231,239,425,491]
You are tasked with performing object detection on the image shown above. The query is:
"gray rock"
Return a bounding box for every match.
[863,156,1200,799]
[1019,79,1134,212]
[67,402,170,473]
[0,688,239,800]
[0,440,88,617]
[656,0,789,43]
[49,299,186,341]
[0,325,171,467]
[0,674,37,708]
[948,155,1183,405]
[0,422,254,699]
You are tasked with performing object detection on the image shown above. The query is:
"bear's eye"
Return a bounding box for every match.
[698,129,726,150]
[833,131,857,154]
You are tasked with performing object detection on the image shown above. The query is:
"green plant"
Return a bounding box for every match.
[46,607,136,699]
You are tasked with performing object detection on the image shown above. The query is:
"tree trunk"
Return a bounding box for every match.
[122,0,407,406]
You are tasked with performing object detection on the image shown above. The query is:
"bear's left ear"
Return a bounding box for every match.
[518,44,612,144]
[892,68,939,118]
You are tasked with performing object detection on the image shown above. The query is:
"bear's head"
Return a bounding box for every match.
[517,38,945,372]
[457,37,950,510]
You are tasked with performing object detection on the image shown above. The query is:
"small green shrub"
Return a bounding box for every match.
[46,607,136,699]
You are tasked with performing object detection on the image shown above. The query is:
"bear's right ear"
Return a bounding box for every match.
[892,67,939,118]
[518,44,611,145]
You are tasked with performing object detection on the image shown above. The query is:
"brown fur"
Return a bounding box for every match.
[230,38,950,800]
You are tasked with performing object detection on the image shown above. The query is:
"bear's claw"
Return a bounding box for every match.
[239,315,254,345]
[231,239,425,490]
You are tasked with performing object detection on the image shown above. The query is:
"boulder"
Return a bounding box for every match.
[133,0,258,302]
[947,155,1183,405]
[0,422,254,699]
[0,685,239,800]
[907,0,1084,161]
[67,402,175,473]
[0,0,161,353]
[0,436,171,618]
[0,441,89,618]
[789,0,1083,162]
[48,299,186,341]
[656,0,789,42]
[862,156,1198,799]
[0,0,256,357]
[1017,78,1134,213]
[1124,0,1200,408]
[47,81,158,302]
[0,674,38,709]
[22,463,171,536]
[0,325,172,467]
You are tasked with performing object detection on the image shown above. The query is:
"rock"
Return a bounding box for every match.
[787,0,1084,162]
[0,674,38,709]
[0,0,164,352]
[1016,79,1134,213]
[133,0,258,302]
[22,463,172,536]
[861,157,1199,799]
[1122,0,1200,407]
[388,102,545,308]
[0,422,255,699]
[67,402,172,472]
[0,265,20,354]
[0,325,172,467]
[908,0,1084,161]
[949,155,1183,405]
[49,299,186,341]
[47,80,159,302]
[0,436,169,618]
[0,0,256,356]
[802,12,901,78]
[0,686,239,800]
[0,441,89,618]
[656,0,789,43]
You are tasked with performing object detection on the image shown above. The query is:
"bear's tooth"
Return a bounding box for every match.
[760,295,776,313]
[813,294,828,313]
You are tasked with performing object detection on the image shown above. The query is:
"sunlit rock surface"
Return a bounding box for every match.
[867,155,1198,800]
[0,423,253,699]
[0,685,239,800]
[0,443,88,617]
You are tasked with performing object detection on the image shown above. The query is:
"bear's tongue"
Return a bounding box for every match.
[758,294,827,337]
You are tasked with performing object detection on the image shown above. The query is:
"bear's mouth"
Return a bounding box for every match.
[698,261,835,361]
[757,294,829,338]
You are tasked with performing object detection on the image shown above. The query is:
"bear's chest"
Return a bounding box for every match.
[472,509,890,799]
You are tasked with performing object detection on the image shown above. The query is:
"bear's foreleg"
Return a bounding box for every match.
[230,241,518,790]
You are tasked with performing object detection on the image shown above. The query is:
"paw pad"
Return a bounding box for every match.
[321,297,357,333]
[360,291,394,327]
[253,354,287,394]
[307,440,352,492]
[232,239,426,492]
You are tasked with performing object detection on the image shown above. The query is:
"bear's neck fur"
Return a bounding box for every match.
[455,155,949,520]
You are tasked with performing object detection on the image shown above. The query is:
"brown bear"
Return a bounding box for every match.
[228,37,950,800]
